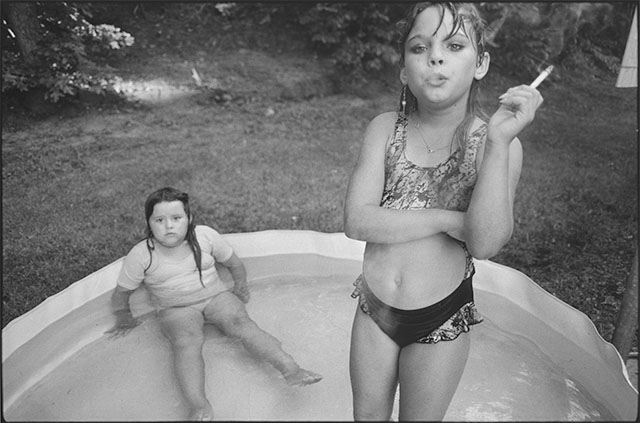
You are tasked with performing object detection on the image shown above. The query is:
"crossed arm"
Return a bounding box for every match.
[344,84,540,259]
[343,112,465,245]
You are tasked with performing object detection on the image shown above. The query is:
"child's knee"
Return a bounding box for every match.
[222,314,257,338]
[160,319,205,347]
[353,404,393,422]
[169,330,205,349]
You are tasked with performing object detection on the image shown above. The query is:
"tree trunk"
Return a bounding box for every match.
[613,246,639,363]
[4,2,42,62]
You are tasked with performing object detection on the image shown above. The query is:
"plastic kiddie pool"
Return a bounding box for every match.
[3,230,638,421]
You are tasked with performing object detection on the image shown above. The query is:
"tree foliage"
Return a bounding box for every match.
[296,3,405,75]
[228,2,633,80]
[2,2,135,103]
[483,2,634,76]
[268,2,634,76]
[229,2,407,78]
[1,2,633,106]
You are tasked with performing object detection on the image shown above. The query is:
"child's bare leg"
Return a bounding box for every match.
[204,291,322,386]
[159,307,214,420]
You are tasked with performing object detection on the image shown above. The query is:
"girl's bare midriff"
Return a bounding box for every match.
[363,233,467,309]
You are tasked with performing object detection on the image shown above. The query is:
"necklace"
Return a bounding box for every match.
[412,119,452,154]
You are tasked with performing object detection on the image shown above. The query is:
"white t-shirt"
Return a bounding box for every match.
[117,225,234,307]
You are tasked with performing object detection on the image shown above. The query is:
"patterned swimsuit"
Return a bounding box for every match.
[381,112,486,212]
[351,111,485,346]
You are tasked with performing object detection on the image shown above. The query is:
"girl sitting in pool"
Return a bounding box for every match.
[107,187,322,421]
[344,2,544,420]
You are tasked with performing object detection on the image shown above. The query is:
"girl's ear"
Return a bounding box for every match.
[400,67,408,85]
[474,52,490,80]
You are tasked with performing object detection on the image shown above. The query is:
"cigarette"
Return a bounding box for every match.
[530,65,554,88]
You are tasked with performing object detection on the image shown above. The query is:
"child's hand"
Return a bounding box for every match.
[105,311,141,338]
[233,281,251,303]
[489,85,543,146]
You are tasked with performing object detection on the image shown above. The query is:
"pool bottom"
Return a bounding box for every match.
[4,270,615,421]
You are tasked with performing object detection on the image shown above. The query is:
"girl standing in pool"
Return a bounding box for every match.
[344,3,543,420]
[107,187,321,421]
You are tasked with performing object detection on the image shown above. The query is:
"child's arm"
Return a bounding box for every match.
[105,285,141,337]
[221,252,250,303]
[344,112,465,244]
[464,85,542,259]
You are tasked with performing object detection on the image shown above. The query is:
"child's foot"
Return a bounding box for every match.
[187,404,214,421]
[283,368,323,386]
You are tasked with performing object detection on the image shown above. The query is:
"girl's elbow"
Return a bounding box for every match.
[344,220,364,241]
[112,285,132,298]
[467,230,512,260]
[467,243,499,260]
[343,209,365,240]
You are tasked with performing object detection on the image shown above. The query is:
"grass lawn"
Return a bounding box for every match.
[2,13,637,351]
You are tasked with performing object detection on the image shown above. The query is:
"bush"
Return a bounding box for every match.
[297,3,404,75]
[236,2,633,82]
[2,2,134,103]
[484,3,633,78]
[227,2,406,79]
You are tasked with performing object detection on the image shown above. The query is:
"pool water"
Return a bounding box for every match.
[4,258,615,421]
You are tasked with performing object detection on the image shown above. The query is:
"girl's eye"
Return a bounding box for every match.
[449,43,464,51]
[155,218,163,223]
[410,44,427,54]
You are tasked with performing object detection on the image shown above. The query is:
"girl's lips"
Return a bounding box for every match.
[427,74,448,86]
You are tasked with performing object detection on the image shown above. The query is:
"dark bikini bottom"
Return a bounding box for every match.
[351,273,483,348]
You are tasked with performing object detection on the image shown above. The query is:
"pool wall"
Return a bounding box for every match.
[2,230,637,420]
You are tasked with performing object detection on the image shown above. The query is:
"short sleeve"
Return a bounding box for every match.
[196,225,234,263]
[116,242,150,291]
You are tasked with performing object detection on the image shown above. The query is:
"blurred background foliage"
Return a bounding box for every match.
[2,2,636,105]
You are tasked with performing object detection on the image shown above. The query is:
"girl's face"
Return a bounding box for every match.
[401,5,489,112]
[148,200,190,249]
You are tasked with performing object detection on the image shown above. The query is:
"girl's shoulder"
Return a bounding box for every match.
[364,111,400,147]
[467,117,491,169]
[466,116,488,150]
[194,225,228,247]
[194,225,234,260]
[124,239,153,265]
[368,111,398,130]
[128,238,150,254]
[194,224,222,238]
[469,116,488,135]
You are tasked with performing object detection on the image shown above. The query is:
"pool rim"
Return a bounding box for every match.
[2,230,637,419]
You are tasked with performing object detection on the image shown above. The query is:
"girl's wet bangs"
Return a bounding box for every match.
[406,3,485,52]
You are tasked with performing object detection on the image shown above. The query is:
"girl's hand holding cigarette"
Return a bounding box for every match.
[487,70,548,147]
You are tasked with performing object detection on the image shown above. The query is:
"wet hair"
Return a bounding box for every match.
[397,2,489,148]
[143,187,204,287]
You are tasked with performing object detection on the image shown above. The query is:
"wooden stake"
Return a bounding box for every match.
[613,245,638,362]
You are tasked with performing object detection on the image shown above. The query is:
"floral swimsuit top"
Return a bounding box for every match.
[380,112,487,212]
